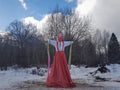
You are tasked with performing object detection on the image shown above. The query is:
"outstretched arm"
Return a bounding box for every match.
[48,40,56,47]
[64,41,73,47]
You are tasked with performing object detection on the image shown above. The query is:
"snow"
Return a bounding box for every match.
[0,64,120,89]
[70,64,120,87]
[0,67,47,89]
[94,64,120,81]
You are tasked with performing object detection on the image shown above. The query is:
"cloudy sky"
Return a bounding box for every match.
[0,0,120,39]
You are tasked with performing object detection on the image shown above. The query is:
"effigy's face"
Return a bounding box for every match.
[57,32,63,42]
[58,33,63,38]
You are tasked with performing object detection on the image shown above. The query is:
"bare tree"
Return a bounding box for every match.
[43,7,91,65]
[7,20,37,48]
[82,37,98,67]
[102,30,110,64]
[92,29,110,65]
[44,7,91,42]
[6,20,47,67]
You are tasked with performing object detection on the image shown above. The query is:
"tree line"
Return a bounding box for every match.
[0,7,120,70]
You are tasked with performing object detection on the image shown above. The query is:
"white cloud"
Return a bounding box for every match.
[75,0,120,40]
[91,0,120,39]
[75,0,97,16]
[65,0,74,3]
[18,0,27,10]
[22,15,50,33]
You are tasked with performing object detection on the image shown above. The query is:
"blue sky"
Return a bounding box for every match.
[0,0,76,30]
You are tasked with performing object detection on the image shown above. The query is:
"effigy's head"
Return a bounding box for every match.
[57,32,63,42]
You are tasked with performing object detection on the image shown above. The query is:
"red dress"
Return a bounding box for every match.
[46,41,76,88]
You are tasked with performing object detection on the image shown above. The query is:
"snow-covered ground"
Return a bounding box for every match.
[0,67,47,89]
[70,64,120,87]
[0,64,120,89]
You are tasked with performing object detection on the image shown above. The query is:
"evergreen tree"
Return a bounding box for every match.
[108,33,120,64]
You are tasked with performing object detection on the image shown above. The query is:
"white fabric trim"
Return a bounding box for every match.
[48,40,73,51]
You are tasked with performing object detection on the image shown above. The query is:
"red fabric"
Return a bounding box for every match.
[46,51,76,88]
[58,37,63,42]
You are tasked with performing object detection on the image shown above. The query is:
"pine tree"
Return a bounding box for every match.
[108,33,120,64]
